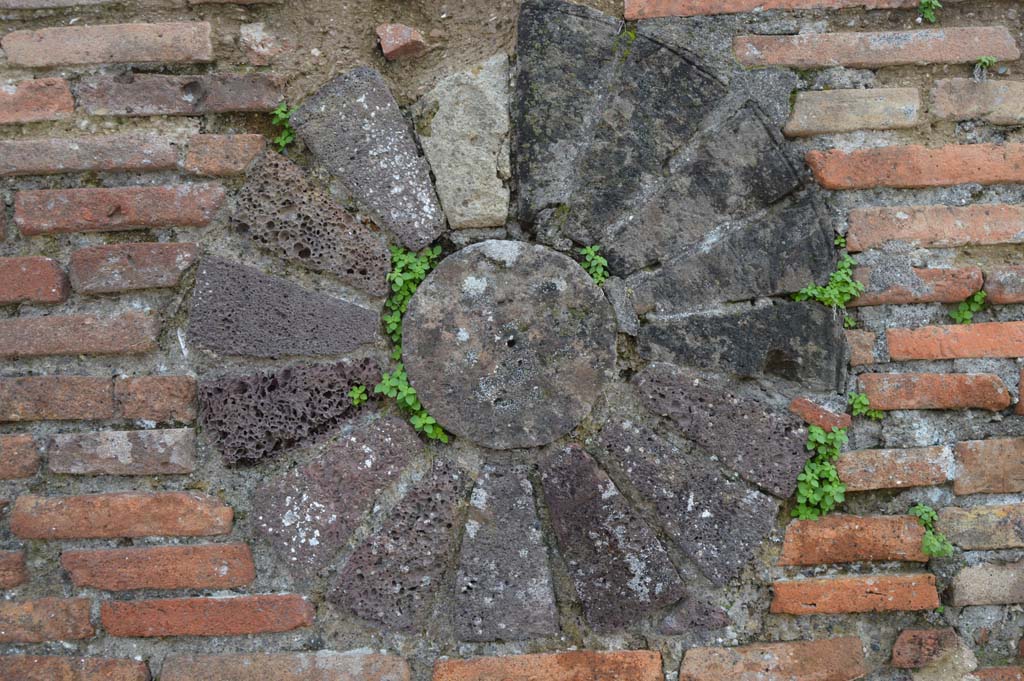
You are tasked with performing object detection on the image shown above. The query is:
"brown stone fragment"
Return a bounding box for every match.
[779,514,927,565]
[62,544,254,591]
[846,329,876,366]
[837,446,951,492]
[184,135,265,176]
[679,637,867,681]
[0,376,114,422]
[0,655,150,681]
[892,628,960,668]
[889,322,1024,361]
[933,78,1024,125]
[70,243,199,294]
[985,267,1024,304]
[847,204,1024,252]
[0,256,69,304]
[788,397,851,431]
[0,434,40,479]
[952,561,1024,606]
[975,667,1024,681]
[628,0,913,18]
[0,598,93,643]
[0,78,74,125]
[434,651,664,681]
[850,267,982,307]
[77,74,281,116]
[0,313,159,358]
[954,438,1024,495]
[114,376,197,422]
[0,550,28,588]
[784,88,920,137]
[939,504,1024,550]
[161,652,409,681]
[376,24,427,60]
[0,136,178,178]
[47,429,196,476]
[771,574,940,614]
[1,22,213,67]
[101,594,313,637]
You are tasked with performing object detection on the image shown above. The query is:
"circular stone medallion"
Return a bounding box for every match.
[403,240,617,449]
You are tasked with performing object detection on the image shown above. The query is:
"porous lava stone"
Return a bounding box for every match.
[402,240,616,450]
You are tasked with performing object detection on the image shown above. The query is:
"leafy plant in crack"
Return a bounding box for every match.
[384,244,442,360]
[834,234,847,248]
[849,391,884,421]
[271,102,296,152]
[919,0,942,23]
[976,56,998,74]
[793,254,864,309]
[579,245,609,285]
[374,364,449,442]
[910,503,954,558]
[348,384,368,407]
[949,290,987,325]
[793,425,848,520]
[844,315,857,330]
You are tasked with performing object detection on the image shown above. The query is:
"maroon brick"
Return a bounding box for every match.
[849,267,983,307]
[47,428,196,476]
[789,397,851,431]
[0,598,93,643]
[985,267,1024,304]
[15,184,225,236]
[679,638,867,681]
[0,257,69,304]
[62,544,255,591]
[161,652,409,681]
[779,514,927,565]
[184,134,265,176]
[0,135,177,177]
[0,550,28,588]
[0,78,74,125]
[77,74,281,117]
[0,655,150,681]
[860,373,1012,412]
[1,22,212,67]
[976,668,1024,681]
[70,243,199,294]
[892,628,960,668]
[954,438,1024,495]
[0,434,40,479]
[771,574,940,614]
[376,24,427,61]
[0,376,115,422]
[101,595,313,637]
[0,312,159,358]
[114,376,196,422]
[435,652,663,681]
[846,329,876,366]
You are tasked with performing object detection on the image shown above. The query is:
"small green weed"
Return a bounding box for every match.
[848,391,884,421]
[949,290,987,325]
[977,56,998,70]
[348,384,368,406]
[910,503,954,558]
[579,245,609,285]
[834,234,847,248]
[919,0,942,23]
[271,102,296,151]
[793,254,865,309]
[384,245,442,360]
[844,315,857,330]
[374,364,449,442]
[793,425,848,520]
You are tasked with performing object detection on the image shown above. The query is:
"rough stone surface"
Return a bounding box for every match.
[939,504,1024,550]
[47,428,196,475]
[600,420,778,585]
[454,466,558,641]
[0,598,94,643]
[932,78,1024,125]
[633,363,810,498]
[539,445,684,631]
[0,312,159,359]
[848,204,1024,252]
[188,257,378,359]
[837,446,952,492]
[199,359,379,465]
[0,78,74,125]
[893,628,961,668]
[185,133,265,176]
[784,87,921,137]
[0,256,68,304]
[954,438,1024,495]
[253,416,420,580]
[232,151,390,296]
[1,22,213,67]
[659,595,730,635]
[0,550,28,588]
[292,67,444,250]
[330,458,470,631]
[415,54,510,230]
[162,652,411,681]
[403,241,616,449]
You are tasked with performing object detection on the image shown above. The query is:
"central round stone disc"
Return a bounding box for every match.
[403,240,617,449]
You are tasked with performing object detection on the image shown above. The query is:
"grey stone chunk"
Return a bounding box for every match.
[600,420,778,585]
[402,241,617,450]
[47,428,195,475]
[188,257,379,359]
[603,276,639,336]
[415,54,510,229]
[198,359,380,465]
[628,194,835,314]
[233,151,391,296]
[330,457,470,631]
[632,363,809,498]
[659,594,730,635]
[638,300,846,392]
[539,444,684,631]
[292,67,444,250]
[454,465,558,641]
[253,416,420,580]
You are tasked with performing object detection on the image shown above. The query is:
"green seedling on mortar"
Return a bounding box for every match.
[919,0,942,23]
[949,290,986,324]
[849,391,884,421]
[271,102,296,151]
[579,245,609,285]
[348,384,368,407]
[793,425,848,520]
[910,503,954,558]
[793,254,864,309]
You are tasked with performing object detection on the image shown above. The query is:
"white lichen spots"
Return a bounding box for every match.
[462,275,487,297]
[479,239,523,266]
[600,479,619,500]
[465,519,480,539]
[470,485,489,510]
[624,553,651,602]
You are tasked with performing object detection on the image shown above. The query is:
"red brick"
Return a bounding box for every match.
[735,28,1018,69]
[628,0,912,17]
[15,184,225,236]
[0,78,74,125]
[889,322,1024,361]
[892,628,959,668]
[11,492,232,539]
[779,514,926,566]
[70,243,198,294]
[0,0,118,5]
[114,376,196,422]
[1,22,212,67]
[784,87,921,138]
[837,446,951,492]
[985,267,1024,304]
[77,74,281,117]
[0,376,114,422]
[101,594,313,638]
[954,438,1024,495]
[939,504,1024,550]
[0,550,28,588]
[434,651,663,681]
[976,668,1024,681]
[161,652,409,681]
[679,637,866,681]
[376,24,427,61]
[0,655,149,681]
[47,428,196,476]
[0,598,93,643]
[846,329,876,366]
[62,543,254,591]
[952,561,1024,606]
[184,134,265,176]
[0,135,178,177]
[849,267,982,307]
[0,312,158,359]
[0,257,69,304]
[0,435,39,480]
[807,144,1024,191]
[847,204,1024,252]
[771,574,940,614]
[860,373,1011,412]
[788,397,851,431]
[933,78,1024,126]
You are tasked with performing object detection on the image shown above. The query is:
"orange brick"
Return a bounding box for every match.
[939,504,1024,550]
[0,376,115,422]
[846,329,876,366]
[62,544,255,591]
[184,134,265,176]
[627,0,911,17]
[0,313,158,359]
[808,144,1024,191]
[984,267,1024,304]
[837,446,951,492]
[976,667,1024,681]
[434,651,663,681]
[0,434,39,479]
[779,515,926,566]
[0,136,178,177]
[11,492,232,539]
[0,78,74,125]
[0,550,28,588]
[847,204,1024,252]
[114,376,196,422]
[16,185,225,236]
[0,256,68,304]
[0,598,93,643]
[70,242,199,294]
[679,637,867,681]
[889,322,1024,361]
[771,574,939,614]
[892,628,959,668]
[860,373,1011,412]
[735,28,1019,69]
[1,22,212,67]
[850,267,982,307]
[161,652,409,681]
[954,438,1024,495]
[789,397,851,431]
[0,655,149,681]
[101,594,313,637]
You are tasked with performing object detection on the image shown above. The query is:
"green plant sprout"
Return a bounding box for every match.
[848,391,884,421]
[793,425,848,520]
[976,56,998,70]
[384,245,442,360]
[910,503,954,558]
[919,0,942,23]
[579,245,609,285]
[374,364,449,442]
[271,102,296,151]
[844,315,857,330]
[793,254,865,309]
[949,290,986,325]
[834,234,847,248]
[348,384,368,407]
